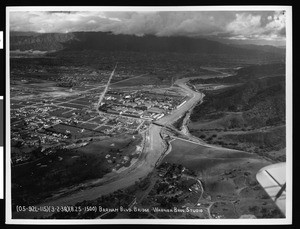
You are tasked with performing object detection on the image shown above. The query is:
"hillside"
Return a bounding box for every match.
[232,44,285,55]
[189,63,285,84]
[10,32,75,51]
[190,76,285,125]
[10,31,284,60]
[189,64,286,161]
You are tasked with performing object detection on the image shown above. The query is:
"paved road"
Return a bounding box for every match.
[97,63,118,107]
[12,75,205,219]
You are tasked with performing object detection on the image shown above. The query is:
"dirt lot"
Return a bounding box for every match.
[47,123,103,138]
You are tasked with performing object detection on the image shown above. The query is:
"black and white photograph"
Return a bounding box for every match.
[5,6,292,224]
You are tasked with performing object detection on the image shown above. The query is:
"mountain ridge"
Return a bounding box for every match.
[10,31,285,58]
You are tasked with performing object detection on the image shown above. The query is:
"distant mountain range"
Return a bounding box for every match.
[10,32,75,51]
[10,31,285,58]
[231,44,285,55]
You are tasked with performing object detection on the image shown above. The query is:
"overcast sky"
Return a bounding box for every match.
[9,11,286,46]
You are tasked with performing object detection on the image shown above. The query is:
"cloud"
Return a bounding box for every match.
[225,11,286,42]
[9,11,235,36]
[9,10,286,45]
[226,13,263,35]
[265,11,286,32]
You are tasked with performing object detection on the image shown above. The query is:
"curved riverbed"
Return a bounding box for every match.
[12,74,215,219]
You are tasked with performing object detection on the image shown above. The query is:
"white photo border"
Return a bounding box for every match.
[5,5,293,225]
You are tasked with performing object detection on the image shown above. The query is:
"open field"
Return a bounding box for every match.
[189,114,286,161]
[111,74,172,88]
[164,139,258,174]
[46,123,104,138]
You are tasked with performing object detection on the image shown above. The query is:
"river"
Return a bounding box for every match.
[12,75,206,219]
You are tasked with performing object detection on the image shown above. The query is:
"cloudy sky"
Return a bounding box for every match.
[9,10,286,46]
